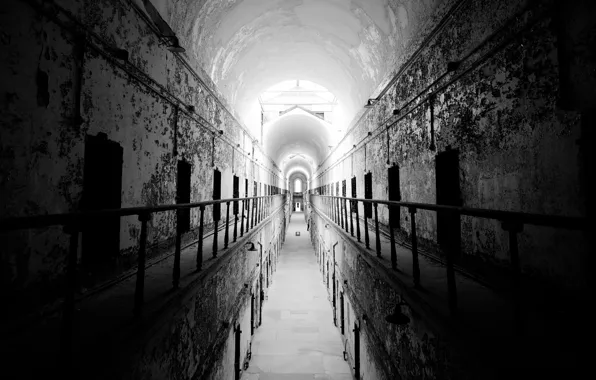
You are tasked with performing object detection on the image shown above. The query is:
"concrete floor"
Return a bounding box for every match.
[242,211,353,380]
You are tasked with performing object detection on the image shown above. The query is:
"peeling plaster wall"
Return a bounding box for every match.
[113,213,286,380]
[313,0,587,290]
[0,0,282,317]
[310,212,466,380]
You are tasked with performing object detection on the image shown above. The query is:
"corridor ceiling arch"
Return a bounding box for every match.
[147,0,443,167]
[265,113,333,164]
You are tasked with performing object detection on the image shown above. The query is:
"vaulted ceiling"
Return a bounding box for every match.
[144,0,442,180]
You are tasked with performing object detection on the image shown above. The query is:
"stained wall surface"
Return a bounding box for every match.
[0,0,282,322]
[313,0,589,291]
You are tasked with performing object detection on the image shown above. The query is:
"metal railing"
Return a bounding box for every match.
[0,194,287,368]
[310,194,585,331]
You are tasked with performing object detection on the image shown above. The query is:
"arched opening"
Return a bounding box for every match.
[294,178,303,193]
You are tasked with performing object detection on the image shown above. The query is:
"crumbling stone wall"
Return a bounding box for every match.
[313,0,587,290]
[309,209,467,380]
[0,0,282,320]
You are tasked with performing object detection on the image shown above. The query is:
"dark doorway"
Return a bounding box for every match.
[213,169,221,221]
[245,178,249,209]
[435,148,461,258]
[177,160,191,232]
[364,172,372,218]
[82,133,123,280]
[388,165,401,227]
[351,177,357,212]
[233,175,239,215]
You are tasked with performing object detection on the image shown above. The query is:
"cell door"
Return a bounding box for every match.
[82,133,123,278]
[245,179,249,210]
[388,165,401,227]
[364,172,372,218]
[213,169,221,221]
[177,160,191,232]
[351,177,357,212]
[435,149,462,258]
[233,175,239,215]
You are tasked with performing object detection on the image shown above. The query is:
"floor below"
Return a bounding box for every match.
[242,211,353,380]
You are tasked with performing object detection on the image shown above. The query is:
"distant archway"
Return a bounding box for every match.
[294,178,303,193]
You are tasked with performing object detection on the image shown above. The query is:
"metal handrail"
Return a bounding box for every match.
[314,195,585,230]
[0,195,280,231]
[1,194,288,374]
[309,193,586,334]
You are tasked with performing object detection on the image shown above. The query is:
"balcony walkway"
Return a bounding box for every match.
[310,200,585,377]
[242,211,353,380]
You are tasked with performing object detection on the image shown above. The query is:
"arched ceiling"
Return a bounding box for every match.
[265,113,332,165]
[146,0,442,175]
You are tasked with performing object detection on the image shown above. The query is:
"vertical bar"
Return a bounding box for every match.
[196,206,204,271]
[234,325,242,380]
[502,221,524,334]
[224,201,230,249]
[173,210,182,289]
[350,199,354,237]
[409,207,421,288]
[344,198,349,233]
[233,203,238,243]
[340,197,345,229]
[252,198,256,226]
[364,205,370,249]
[374,203,381,257]
[248,198,253,230]
[260,197,263,222]
[354,321,360,379]
[134,213,149,315]
[60,221,79,367]
[355,200,361,242]
[213,205,219,258]
[240,199,245,237]
[389,204,397,270]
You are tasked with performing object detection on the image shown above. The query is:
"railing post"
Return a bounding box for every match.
[233,202,238,243]
[355,200,361,243]
[340,197,345,229]
[134,213,150,316]
[173,210,182,290]
[259,198,263,223]
[374,202,381,257]
[350,199,354,237]
[364,203,370,249]
[240,199,245,237]
[60,220,80,369]
[213,206,219,258]
[251,199,255,228]
[389,204,397,270]
[502,220,524,334]
[197,205,204,271]
[344,198,349,233]
[224,201,230,249]
[408,207,421,288]
[248,198,253,230]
